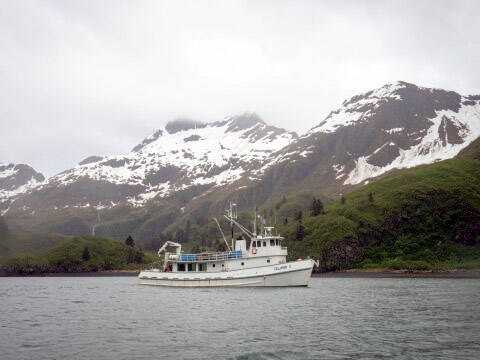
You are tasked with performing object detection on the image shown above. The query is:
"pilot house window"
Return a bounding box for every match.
[263,241,267,247]
[270,239,275,246]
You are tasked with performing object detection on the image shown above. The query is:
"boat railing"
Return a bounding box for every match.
[166,250,245,262]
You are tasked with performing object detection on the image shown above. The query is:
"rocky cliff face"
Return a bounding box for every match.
[0,163,44,214]
[264,81,480,195]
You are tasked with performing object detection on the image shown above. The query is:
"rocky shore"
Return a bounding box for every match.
[313,269,480,278]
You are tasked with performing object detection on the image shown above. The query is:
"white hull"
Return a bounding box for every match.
[138,259,315,287]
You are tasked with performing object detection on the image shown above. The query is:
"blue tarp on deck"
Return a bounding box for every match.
[180,251,243,261]
[180,254,198,261]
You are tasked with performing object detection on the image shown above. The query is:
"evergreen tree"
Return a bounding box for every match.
[311,197,324,216]
[294,210,303,221]
[295,220,305,241]
[341,195,346,204]
[125,235,135,247]
[284,217,288,225]
[82,246,90,261]
[368,192,374,202]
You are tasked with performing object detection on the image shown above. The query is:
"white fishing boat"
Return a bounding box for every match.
[138,203,318,287]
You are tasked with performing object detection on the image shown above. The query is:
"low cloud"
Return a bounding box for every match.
[1,0,479,176]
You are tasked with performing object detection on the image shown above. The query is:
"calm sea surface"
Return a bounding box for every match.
[1,277,479,360]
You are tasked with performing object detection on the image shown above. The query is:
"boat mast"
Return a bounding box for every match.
[253,206,257,236]
[226,202,237,250]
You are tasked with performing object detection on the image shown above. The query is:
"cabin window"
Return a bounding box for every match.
[198,263,207,272]
[270,239,275,246]
[187,263,195,272]
[252,241,257,247]
[257,241,261,247]
[263,241,267,247]
[177,263,186,271]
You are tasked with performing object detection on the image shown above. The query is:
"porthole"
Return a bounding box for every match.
[212,264,216,268]
[267,259,270,263]
[222,264,225,267]
[241,262,244,266]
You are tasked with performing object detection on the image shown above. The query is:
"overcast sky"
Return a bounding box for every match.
[1,0,479,177]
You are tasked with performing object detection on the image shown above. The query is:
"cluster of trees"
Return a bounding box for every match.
[291,197,325,242]
[2,236,146,275]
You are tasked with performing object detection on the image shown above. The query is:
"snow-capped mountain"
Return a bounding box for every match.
[267,81,480,194]
[3,81,480,241]
[0,163,44,214]
[6,113,296,213]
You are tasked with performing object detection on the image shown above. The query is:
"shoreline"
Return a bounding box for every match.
[313,269,480,279]
[0,270,141,277]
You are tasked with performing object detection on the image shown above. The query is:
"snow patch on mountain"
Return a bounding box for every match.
[0,163,45,215]
[308,82,405,134]
[385,127,404,134]
[0,165,18,180]
[344,100,480,185]
[332,164,346,180]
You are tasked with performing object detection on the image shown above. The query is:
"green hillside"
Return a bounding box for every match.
[0,236,148,275]
[0,229,68,256]
[275,138,480,271]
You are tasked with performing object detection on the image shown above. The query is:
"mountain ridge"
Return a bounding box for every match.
[3,81,480,244]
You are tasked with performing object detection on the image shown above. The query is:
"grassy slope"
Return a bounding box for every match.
[0,230,68,256]
[277,138,480,271]
[0,236,149,275]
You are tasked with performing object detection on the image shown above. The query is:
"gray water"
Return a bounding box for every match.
[1,277,479,360]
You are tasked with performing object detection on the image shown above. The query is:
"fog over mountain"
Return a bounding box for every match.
[1,0,480,177]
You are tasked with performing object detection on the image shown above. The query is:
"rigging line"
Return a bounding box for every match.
[212,217,231,251]
[224,214,254,239]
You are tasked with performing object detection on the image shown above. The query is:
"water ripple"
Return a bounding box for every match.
[0,277,479,360]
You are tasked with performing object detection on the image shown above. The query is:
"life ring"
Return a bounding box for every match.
[252,248,257,254]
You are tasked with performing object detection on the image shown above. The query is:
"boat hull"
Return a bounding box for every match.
[138,259,315,287]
